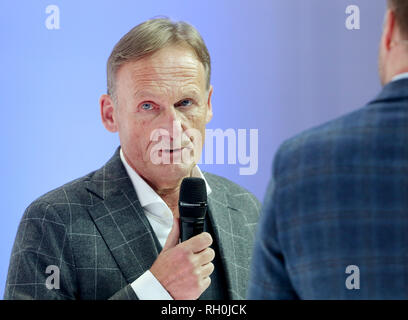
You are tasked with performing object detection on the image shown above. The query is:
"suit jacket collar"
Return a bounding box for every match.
[84,147,246,299]
[204,173,254,300]
[370,78,408,105]
[85,148,160,284]
[204,174,252,299]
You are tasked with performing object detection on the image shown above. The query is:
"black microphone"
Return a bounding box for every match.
[179,177,208,242]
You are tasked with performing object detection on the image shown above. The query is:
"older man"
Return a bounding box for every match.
[248,0,408,299]
[4,18,260,300]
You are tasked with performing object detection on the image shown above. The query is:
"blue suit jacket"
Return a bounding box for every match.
[248,79,408,299]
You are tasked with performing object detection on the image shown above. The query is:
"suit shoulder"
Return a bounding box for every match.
[275,105,376,168]
[272,104,392,181]
[203,171,254,195]
[282,107,369,153]
[27,170,97,216]
[202,171,261,209]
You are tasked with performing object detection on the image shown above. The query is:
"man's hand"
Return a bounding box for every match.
[150,217,215,300]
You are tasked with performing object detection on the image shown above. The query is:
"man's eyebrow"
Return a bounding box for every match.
[178,86,204,98]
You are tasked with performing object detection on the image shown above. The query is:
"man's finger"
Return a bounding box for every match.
[162,217,180,251]
[181,232,213,253]
[195,247,215,266]
[200,262,215,279]
[199,277,211,293]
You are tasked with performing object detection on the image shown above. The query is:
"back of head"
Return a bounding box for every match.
[106,18,211,102]
[388,0,408,37]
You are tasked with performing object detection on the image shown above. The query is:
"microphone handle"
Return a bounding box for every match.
[180,217,205,242]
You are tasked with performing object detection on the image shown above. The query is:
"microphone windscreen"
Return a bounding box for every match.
[179,177,207,204]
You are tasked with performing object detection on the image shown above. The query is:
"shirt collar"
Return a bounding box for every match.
[391,72,408,83]
[119,147,211,209]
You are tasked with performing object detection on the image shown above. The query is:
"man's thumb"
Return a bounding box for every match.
[163,216,180,251]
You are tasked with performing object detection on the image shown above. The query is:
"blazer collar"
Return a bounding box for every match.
[370,78,408,105]
[203,172,252,300]
[85,147,161,283]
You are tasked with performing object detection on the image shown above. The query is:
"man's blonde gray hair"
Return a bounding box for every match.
[388,0,408,37]
[107,18,211,102]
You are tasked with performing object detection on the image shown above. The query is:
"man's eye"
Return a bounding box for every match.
[177,99,193,107]
[141,103,154,110]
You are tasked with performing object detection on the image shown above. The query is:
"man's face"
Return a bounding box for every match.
[110,44,213,189]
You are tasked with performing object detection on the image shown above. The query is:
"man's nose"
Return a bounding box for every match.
[160,106,183,141]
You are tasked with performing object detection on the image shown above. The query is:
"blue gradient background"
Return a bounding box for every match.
[0,0,386,298]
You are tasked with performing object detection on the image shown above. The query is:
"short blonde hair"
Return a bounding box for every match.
[388,0,408,36]
[107,18,211,101]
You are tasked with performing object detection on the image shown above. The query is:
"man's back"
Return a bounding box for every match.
[249,78,408,299]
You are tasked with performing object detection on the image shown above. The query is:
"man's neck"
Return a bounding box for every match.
[156,186,182,218]
[127,158,193,217]
[119,147,210,219]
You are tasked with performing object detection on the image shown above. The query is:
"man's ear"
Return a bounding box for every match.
[382,9,396,52]
[205,85,213,124]
[100,94,118,132]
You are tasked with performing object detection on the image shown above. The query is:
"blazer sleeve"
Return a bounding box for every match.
[4,201,140,300]
[247,146,299,299]
[4,201,78,299]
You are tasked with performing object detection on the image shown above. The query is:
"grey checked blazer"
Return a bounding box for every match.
[4,147,260,300]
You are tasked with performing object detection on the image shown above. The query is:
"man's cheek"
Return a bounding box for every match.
[186,127,204,152]
[141,142,154,162]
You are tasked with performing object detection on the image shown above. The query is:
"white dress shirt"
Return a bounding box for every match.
[119,148,211,300]
[391,72,408,82]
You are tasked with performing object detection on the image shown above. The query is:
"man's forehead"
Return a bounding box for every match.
[125,46,203,77]
[129,65,202,83]
[126,64,206,94]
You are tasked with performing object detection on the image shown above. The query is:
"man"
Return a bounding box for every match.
[248,0,408,299]
[5,18,260,300]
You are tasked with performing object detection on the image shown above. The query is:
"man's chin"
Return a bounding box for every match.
[151,161,195,184]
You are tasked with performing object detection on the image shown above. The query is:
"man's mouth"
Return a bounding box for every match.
[163,144,194,153]
[164,148,182,153]
[164,146,193,153]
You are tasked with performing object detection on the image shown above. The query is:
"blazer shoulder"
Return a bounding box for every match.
[35,171,95,204]
[272,101,406,185]
[283,107,369,152]
[274,105,374,168]
[25,170,98,221]
[202,171,261,212]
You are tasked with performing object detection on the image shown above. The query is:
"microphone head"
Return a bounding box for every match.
[179,177,207,203]
[179,177,208,220]
[179,177,208,241]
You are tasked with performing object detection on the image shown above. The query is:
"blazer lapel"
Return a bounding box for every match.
[85,148,160,283]
[206,180,253,300]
